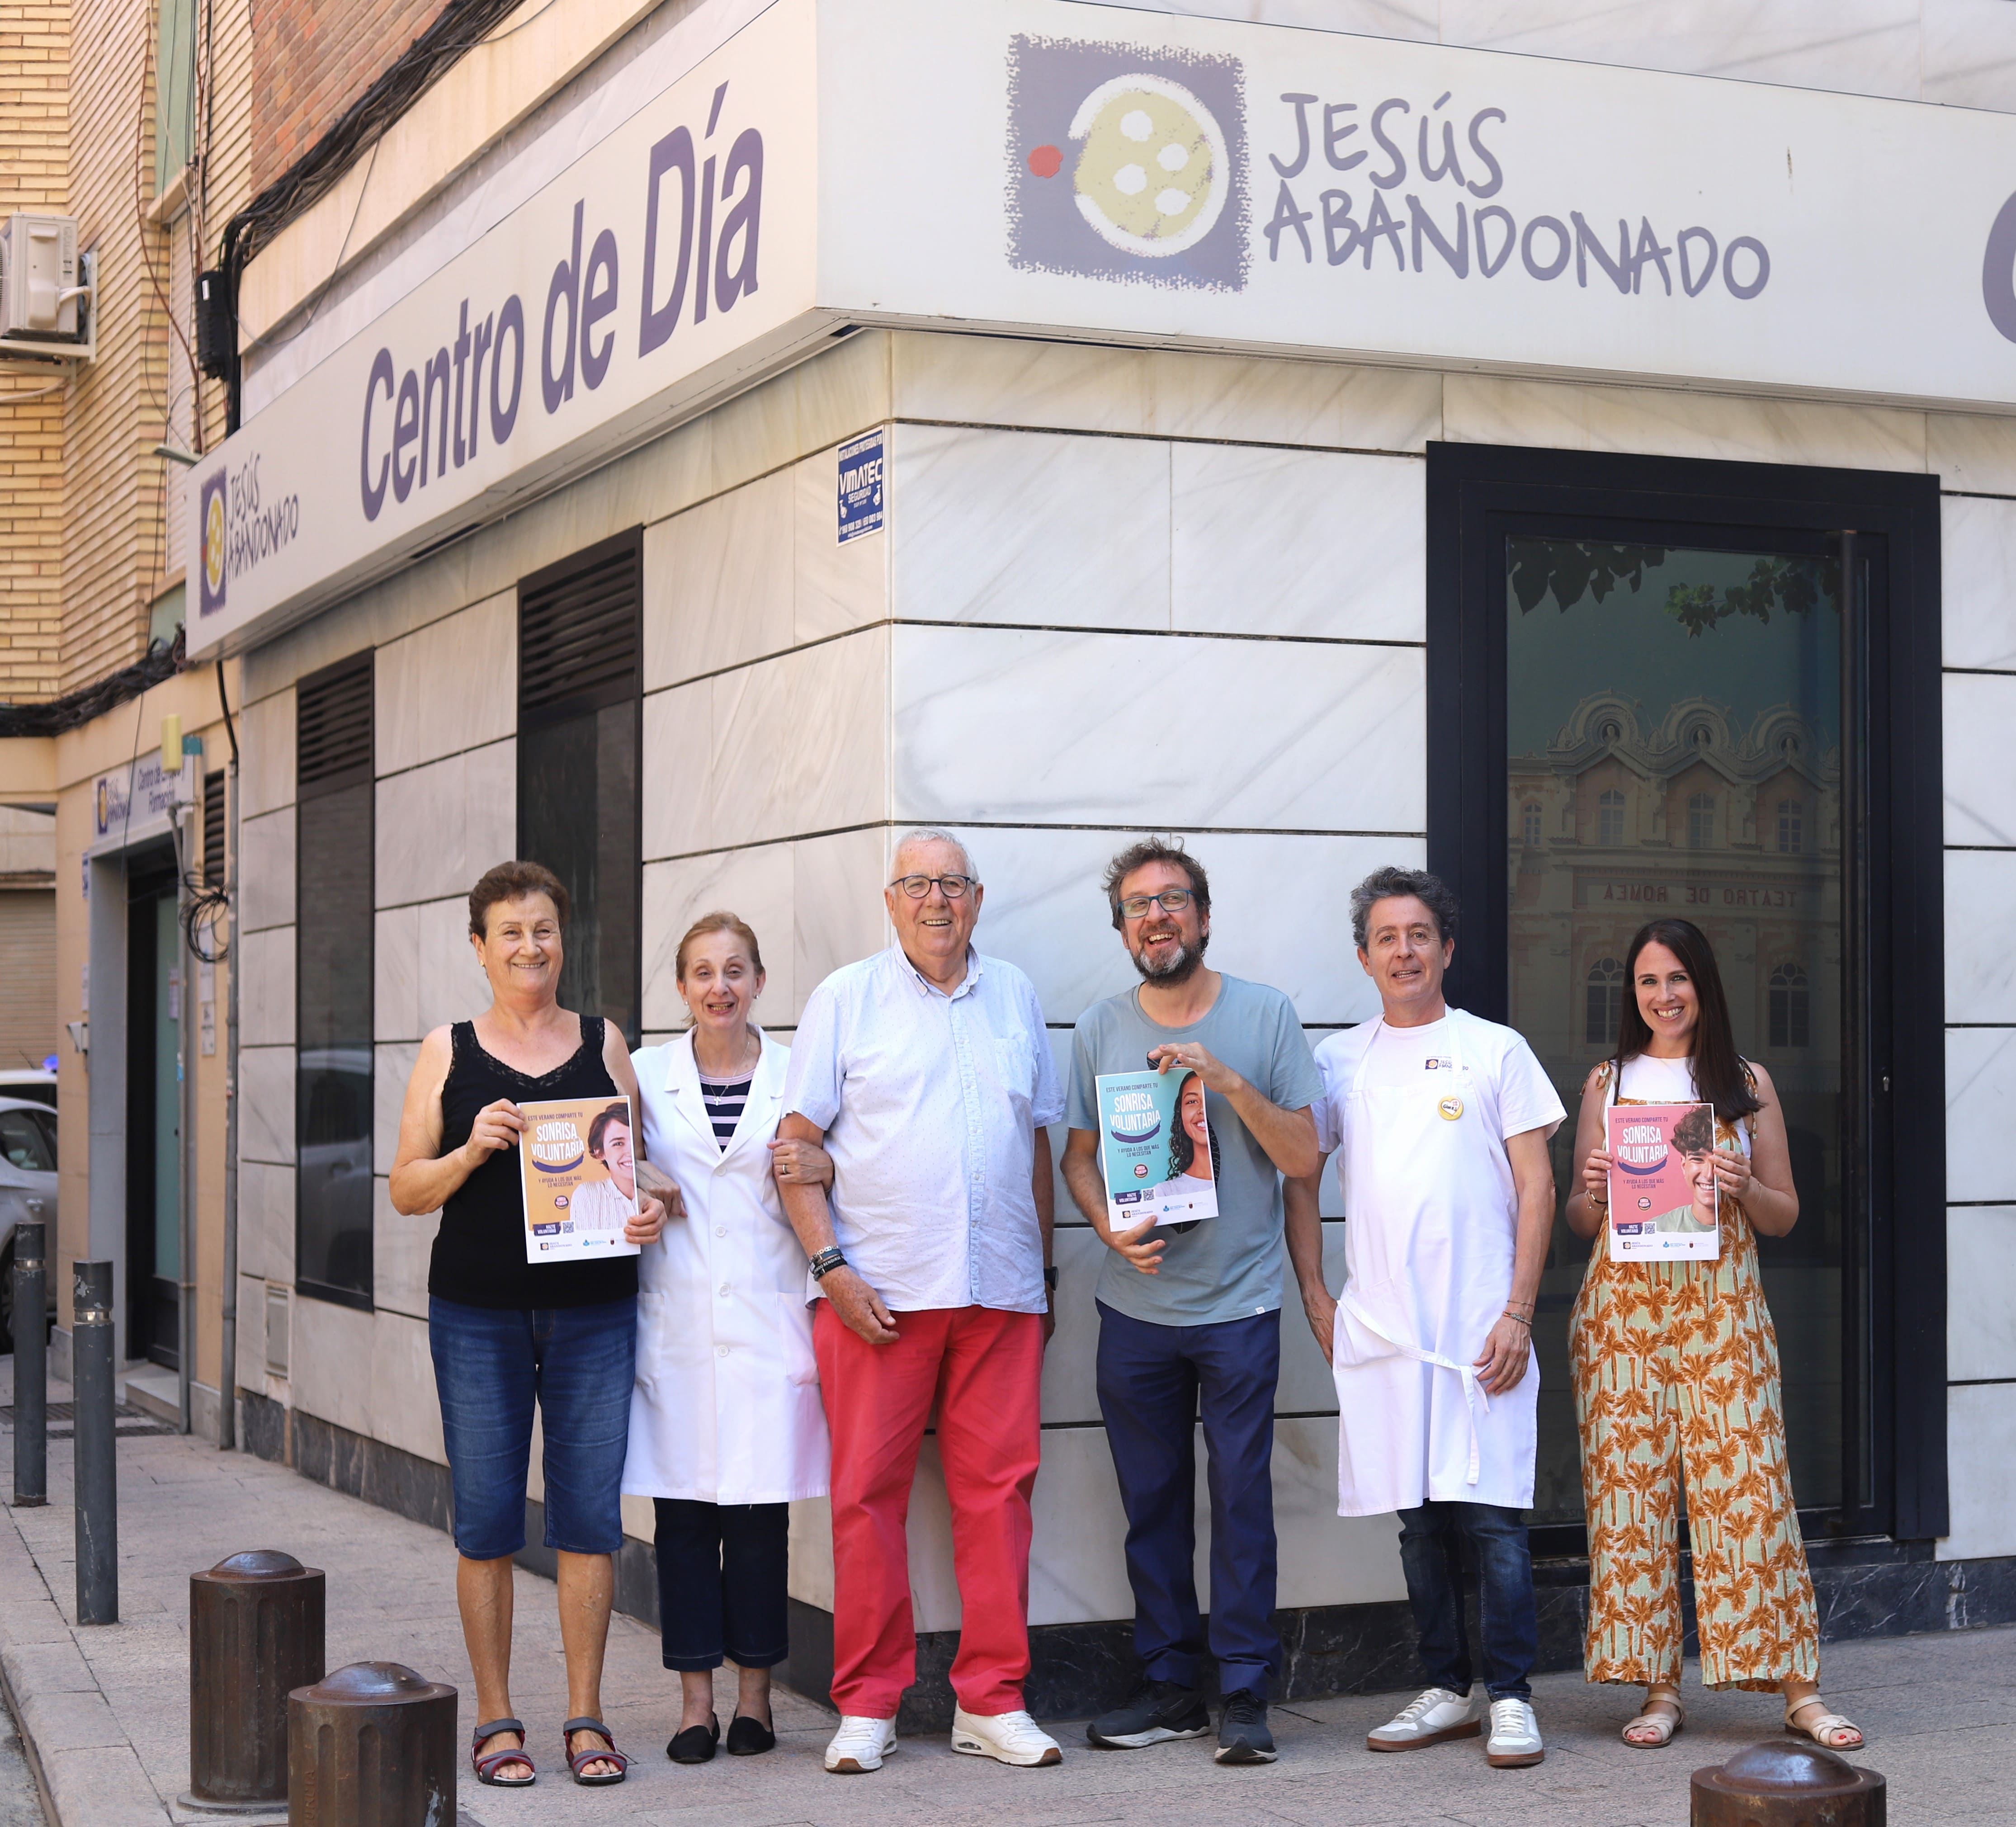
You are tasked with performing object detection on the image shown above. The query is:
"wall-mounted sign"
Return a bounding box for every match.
[836,430,885,543]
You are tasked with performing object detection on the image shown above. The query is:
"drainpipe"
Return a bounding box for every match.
[167,721,197,1436]
[216,662,240,1451]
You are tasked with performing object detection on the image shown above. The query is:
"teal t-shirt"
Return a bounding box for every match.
[1067,975,1321,1327]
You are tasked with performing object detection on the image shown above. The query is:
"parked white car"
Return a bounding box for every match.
[0,1094,58,1351]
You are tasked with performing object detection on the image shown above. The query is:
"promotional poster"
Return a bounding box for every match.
[519,1095,642,1265]
[1096,1067,1219,1229]
[1606,1101,1720,1262]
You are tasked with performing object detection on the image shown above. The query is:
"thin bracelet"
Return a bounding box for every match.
[1501,1311,1533,1328]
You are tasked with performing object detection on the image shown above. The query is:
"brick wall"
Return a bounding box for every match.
[250,0,449,194]
[0,0,71,701]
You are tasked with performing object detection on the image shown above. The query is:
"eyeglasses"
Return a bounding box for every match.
[889,873,976,900]
[1117,888,1196,920]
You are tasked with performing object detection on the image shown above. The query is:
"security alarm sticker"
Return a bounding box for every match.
[519,1095,642,1264]
[1605,1101,1720,1263]
[836,430,884,543]
[1096,1068,1219,1228]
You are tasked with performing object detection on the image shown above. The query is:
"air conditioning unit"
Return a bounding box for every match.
[0,213,95,365]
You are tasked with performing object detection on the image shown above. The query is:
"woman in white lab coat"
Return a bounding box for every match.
[623,912,831,1764]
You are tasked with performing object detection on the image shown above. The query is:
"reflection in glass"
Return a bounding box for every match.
[1506,540,1844,1525]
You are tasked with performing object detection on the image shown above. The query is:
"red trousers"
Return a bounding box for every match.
[814,1301,1043,1718]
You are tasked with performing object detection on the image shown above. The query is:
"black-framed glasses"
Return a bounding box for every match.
[1117,888,1195,920]
[889,873,976,900]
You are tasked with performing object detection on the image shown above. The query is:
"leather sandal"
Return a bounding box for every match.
[1785,1697,1863,1749]
[472,1718,536,1786]
[563,1717,630,1785]
[1622,1690,1684,1748]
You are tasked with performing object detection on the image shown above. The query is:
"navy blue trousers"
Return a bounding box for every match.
[1396,1500,1538,1700]
[1095,1301,1280,1697]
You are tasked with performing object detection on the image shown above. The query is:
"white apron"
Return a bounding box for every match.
[1331,1009,1538,1516]
[621,1032,830,1505]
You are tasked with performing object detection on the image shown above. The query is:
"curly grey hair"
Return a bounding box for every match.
[1350,866,1459,951]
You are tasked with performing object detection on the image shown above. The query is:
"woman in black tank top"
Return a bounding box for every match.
[389,862,667,1788]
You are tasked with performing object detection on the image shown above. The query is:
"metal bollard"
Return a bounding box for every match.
[11,1218,46,1506]
[71,1260,117,1625]
[287,1663,457,1827]
[183,1550,325,1813]
[1692,1740,1885,1827]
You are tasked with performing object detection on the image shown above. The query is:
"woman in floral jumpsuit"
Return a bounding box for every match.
[1563,918,1862,1752]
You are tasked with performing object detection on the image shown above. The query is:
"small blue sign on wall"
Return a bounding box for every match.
[836,430,885,543]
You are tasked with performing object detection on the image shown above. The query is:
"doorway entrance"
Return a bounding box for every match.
[1426,442,1947,1548]
[126,845,180,1367]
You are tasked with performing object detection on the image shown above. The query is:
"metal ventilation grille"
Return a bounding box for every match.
[297,656,373,799]
[519,532,641,727]
[203,770,224,884]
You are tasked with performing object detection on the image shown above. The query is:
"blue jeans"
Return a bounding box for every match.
[1396,1500,1538,1701]
[1096,1301,1280,1697]
[428,1295,636,1560]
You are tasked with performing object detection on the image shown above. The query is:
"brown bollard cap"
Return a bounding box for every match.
[293,1662,456,1706]
[1693,1740,1885,1800]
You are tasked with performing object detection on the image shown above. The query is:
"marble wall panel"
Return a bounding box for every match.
[956,824,1421,1027]
[1278,1224,1349,1415]
[1172,447,1424,643]
[239,809,296,934]
[1929,413,2016,497]
[374,906,419,1043]
[238,689,296,820]
[374,740,516,909]
[1442,376,1927,474]
[643,469,796,691]
[640,844,796,1033]
[1943,672,2016,847]
[238,926,296,1048]
[415,900,491,1035]
[796,445,889,647]
[791,828,893,1015]
[1945,852,2016,1024]
[788,1495,834,1609]
[1941,495,2016,673]
[906,1436,964,1634]
[892,426,1171,633]
[1039,1227,1111,1426]
[1272,1418,1409,1609]
[1941,1382,2016,1561]
[1029,1425,1138,1628]
[288,1293,375,1438]
[374,1177,433,1322]
[897,627,1425,836]
[235,1274,268,1388]
[1921,0,2016,109]
[888,331,1442,453]
[241,1045,295,1166]
[368,1309,447,1465]
[1948,1027,2016,1205]
[374,592,516,777]
[236,1159,295,1285]
[638,682,714,860]
[374,1043,420,1179]
[1948,1206,2016,1383]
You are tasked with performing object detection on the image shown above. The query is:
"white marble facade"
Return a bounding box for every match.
[227,324,2016,1635]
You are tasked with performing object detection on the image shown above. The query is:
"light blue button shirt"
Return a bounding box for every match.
[783,945,1063,1314]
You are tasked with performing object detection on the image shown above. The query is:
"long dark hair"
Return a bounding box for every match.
[1615,919,1760,1119]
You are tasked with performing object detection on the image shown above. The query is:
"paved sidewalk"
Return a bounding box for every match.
[3,1367,2014,1827]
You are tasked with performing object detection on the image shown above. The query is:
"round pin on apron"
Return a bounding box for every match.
[1439,1095,1464,1120]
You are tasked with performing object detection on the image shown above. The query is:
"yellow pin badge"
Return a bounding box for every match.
[1438,1095,1464,1122]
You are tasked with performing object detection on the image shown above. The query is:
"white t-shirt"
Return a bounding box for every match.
[1352,1015,1459,1090]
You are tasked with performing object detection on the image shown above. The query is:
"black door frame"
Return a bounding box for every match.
[124,843,180,1368]
[1425,440,1946,1545]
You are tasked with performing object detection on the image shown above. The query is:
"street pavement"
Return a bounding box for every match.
[3,1355,2013,1827]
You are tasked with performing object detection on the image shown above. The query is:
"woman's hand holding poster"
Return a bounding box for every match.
[1097,1068,1218,1228]
[519,1095,643,1263]
[1606,1102,1721,1262]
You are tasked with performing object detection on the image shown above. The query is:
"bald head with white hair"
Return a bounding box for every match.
[885,828,984,993]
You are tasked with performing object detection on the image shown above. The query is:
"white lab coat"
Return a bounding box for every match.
[621,1031,830,1504]
[1317,1009,1562,1517]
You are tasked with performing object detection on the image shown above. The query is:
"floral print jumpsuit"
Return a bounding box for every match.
[1568,1060,1820,1690]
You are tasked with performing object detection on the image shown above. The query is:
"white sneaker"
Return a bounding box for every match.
[824,1714,898,1773]
[950,1706,1063,1767]
[1367,1685,1484,1752]
[1486,1696,1544,1767]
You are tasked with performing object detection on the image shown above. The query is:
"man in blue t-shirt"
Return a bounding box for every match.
[1061,839,1321,1767]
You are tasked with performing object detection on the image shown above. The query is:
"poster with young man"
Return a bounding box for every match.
[1096,1067,1219,1227]
[1606,1102,1720,1261]
[519,1095,643,1263]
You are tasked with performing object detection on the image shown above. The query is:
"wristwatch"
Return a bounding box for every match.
[1043,1265,1058,1291]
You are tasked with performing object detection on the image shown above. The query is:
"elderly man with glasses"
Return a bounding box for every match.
[1060,838,1321,1765]
[776,829,1065,1775]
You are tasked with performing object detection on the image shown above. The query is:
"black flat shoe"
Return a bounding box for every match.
[666,1715,720,1764]
[726,1714,776,1756]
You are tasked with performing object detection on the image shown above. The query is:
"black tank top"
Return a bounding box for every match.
[428,1016,639,1311]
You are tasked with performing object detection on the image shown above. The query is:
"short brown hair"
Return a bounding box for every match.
[1102,837,1210,932]
[587,1100,631,1157]
[674,910,765,982]
[468,860,570,939]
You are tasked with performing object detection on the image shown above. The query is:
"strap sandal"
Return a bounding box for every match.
[472,1718,535,1786]
[563,1717,630,1786]
[1621,1690,1684,1748]
[1785,1697,1863,1750]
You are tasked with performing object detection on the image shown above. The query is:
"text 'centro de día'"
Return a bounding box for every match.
[1262,90,1770,302]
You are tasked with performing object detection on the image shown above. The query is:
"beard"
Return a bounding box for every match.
[1129,927,1208,984]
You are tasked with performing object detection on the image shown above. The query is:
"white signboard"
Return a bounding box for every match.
[191,0,2016,658]
[90,754,182,857]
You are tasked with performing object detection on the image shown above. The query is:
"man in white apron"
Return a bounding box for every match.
[1286,867,1563,1769]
